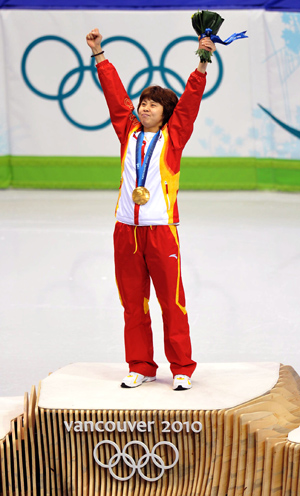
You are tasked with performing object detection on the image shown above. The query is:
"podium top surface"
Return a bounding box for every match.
[38,362,280,411]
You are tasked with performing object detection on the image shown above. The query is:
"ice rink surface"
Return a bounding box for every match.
[1,189,300,396]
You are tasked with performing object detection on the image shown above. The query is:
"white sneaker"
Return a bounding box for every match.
[173,374,192,391]
[121,372,156,388]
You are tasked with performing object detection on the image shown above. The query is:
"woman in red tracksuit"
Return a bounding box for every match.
[86,28,215,390]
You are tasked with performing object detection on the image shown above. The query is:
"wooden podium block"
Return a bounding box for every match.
[0,396,24,496]
[34,363,300,496]
[1,363,300,495]
[0,389,37,496]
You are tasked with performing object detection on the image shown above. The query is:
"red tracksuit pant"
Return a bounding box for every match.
[114,221,197,378]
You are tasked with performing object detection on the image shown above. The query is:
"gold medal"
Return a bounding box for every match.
[132,187,150,205]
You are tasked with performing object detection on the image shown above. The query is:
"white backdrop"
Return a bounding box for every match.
[0,9,300,159]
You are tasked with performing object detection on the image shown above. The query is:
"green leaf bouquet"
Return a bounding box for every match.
[192,10,224,63]
[191,10,248,63]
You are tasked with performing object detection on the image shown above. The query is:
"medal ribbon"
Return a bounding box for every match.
[136,130,160,187]
[200,28,248,45]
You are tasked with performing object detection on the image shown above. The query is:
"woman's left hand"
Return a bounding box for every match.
[198,36,216,53]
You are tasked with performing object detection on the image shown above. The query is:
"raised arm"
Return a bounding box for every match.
[86,29,138,143]
[86,29,106,64]
[168,37,216,149]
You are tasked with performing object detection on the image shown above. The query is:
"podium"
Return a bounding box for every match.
[1,362,300,496]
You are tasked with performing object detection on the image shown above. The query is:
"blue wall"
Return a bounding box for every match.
[0,0,299,11]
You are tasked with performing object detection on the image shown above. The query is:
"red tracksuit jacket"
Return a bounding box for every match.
[96,60,206,226]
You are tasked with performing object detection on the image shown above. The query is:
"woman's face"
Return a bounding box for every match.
[138,99,164,132]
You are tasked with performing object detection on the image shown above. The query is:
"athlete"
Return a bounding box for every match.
[86,28,216,390]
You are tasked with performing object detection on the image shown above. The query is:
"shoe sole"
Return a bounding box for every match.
[121,377,156,388]
[121,383,137,388]
[173,385,192,391]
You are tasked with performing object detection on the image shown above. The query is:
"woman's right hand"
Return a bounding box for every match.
[86,29,103,52]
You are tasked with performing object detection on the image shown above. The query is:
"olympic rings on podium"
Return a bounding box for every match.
[93,440,179,481]
[21,35,223,131]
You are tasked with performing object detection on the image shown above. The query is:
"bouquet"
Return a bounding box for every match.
[192,10,248,63]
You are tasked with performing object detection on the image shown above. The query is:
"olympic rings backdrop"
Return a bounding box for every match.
[0,9,300,189]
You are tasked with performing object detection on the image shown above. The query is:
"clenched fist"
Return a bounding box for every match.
[86,28,103,51]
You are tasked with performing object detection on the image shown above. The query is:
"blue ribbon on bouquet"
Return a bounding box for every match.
[200,28,248,45]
